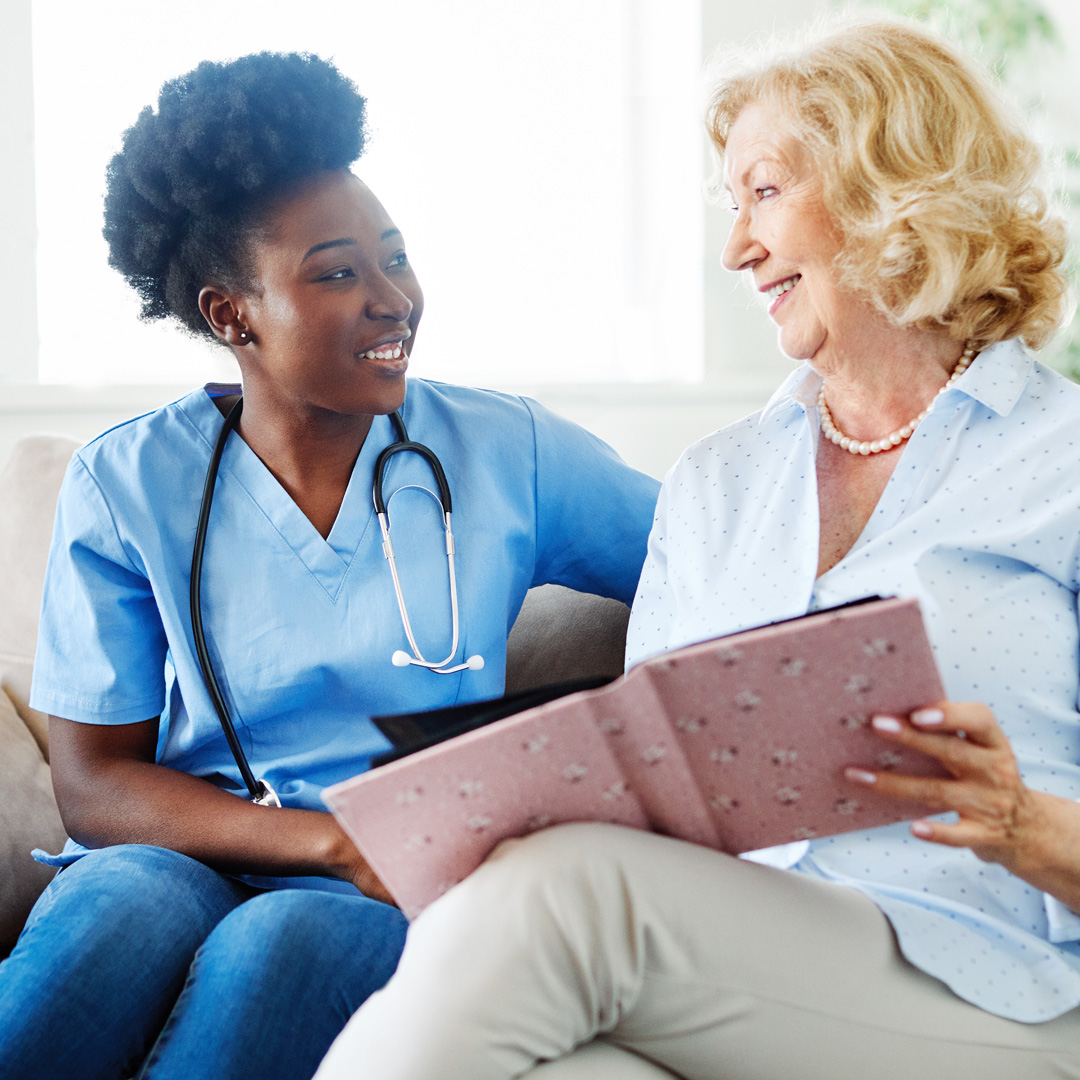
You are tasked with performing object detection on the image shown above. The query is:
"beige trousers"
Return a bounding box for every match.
[316,823,1080,1080]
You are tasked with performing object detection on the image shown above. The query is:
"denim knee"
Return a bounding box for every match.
[137,891,409,1080]
[21,843,250,956]
[0,845,251,1080]
[195,888,408,991]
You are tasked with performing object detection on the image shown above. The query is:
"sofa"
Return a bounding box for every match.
[0,434,77,956]
[1,432,675,1078]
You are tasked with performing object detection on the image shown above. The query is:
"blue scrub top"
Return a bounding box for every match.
[30,379,659,876]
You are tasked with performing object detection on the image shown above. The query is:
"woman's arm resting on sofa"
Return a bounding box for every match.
[48,715,393,903]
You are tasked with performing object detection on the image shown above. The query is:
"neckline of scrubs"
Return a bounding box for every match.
[180,385,399,599]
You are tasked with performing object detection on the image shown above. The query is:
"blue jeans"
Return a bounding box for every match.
[0,844,408,1080]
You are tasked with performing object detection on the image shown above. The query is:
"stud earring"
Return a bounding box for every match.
[238,330,249,342]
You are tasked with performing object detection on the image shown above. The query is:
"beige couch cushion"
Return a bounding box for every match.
[0,435,77,952]
[0,434,79,756]
[0,685,67,951]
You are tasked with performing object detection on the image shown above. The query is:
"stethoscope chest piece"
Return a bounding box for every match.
[252,778,282,807]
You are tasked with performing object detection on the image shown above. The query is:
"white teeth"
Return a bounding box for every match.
[766,275,800,300]
[364,343,404,361]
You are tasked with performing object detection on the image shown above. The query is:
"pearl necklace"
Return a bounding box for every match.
[818,342,976,455]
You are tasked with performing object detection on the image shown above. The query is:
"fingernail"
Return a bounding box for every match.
[911,708,945,727]
[871,715,903,733]
[911,821,934,838]
[845,768,877,785]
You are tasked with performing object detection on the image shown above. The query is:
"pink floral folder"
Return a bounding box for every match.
[323,597,947,918]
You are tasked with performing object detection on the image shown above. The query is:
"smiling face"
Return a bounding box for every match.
[721,100,849,365]
[218,169,424,418]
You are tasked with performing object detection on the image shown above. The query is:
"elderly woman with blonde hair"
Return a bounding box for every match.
[317,18,1080,1080]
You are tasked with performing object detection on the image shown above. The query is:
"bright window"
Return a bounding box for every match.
[32,0,703,387]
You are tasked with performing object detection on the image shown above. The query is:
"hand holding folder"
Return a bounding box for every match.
[324,596,948,917]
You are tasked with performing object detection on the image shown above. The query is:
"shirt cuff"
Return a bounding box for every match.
[739,840,810,869]
[1045,892,1080,944]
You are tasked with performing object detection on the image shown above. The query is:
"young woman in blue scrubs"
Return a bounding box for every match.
[0,53,659,1080]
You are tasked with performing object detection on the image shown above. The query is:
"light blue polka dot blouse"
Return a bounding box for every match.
[626,339,1080,1022]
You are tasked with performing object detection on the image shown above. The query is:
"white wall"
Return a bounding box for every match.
[0,0,38,386]
[10,0,1076,479]
[1,0,820,480]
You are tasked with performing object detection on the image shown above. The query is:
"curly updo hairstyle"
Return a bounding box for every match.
[103,52,367,342]
[706,17,1071,350]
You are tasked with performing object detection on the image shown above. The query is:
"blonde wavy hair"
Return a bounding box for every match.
[705,16,1070,349]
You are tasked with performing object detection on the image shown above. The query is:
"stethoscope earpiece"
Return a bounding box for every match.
[387,652,485,675]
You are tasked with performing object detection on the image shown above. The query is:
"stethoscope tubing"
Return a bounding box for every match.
[378,504,469,672]
[373,412,452,513]
[191,397,475,805]
[374,412,478,674]
[189,396,275,804]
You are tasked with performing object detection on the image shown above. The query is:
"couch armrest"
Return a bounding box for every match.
[0,688,67,955]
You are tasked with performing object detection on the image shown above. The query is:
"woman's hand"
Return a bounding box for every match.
[50,714,398,906]
[324,819,397,906]
[844,702,1080,912]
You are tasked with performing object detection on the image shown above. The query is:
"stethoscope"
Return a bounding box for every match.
[190,396,483,806]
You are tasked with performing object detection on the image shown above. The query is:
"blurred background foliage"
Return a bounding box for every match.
[846,0,1080,378]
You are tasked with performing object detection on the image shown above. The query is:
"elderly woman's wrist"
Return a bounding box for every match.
[1006,790,1080,900]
